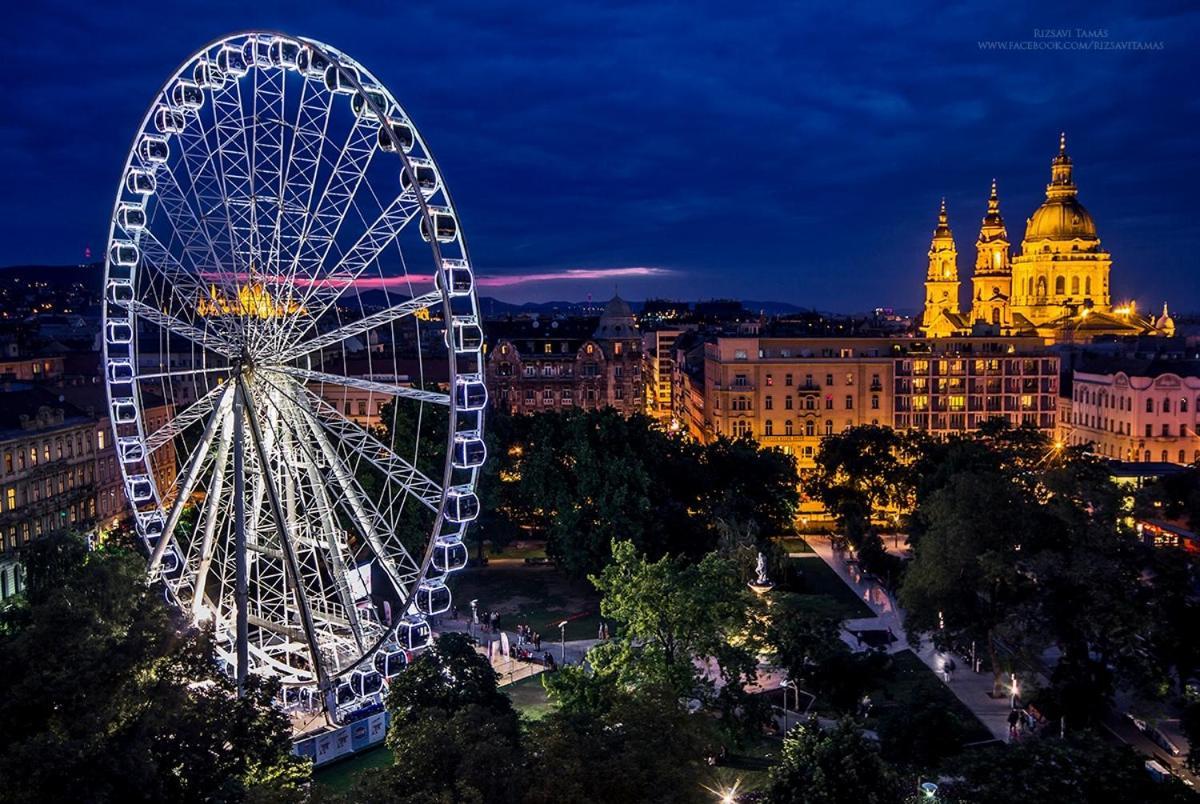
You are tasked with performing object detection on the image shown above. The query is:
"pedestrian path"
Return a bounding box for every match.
[805,536,1014,743]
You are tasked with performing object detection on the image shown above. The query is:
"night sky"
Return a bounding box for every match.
[4,1,1198,310]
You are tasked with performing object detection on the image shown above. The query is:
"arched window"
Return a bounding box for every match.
[764,420,774,436]
[1181,398,1189,413]
[1085,277,1092,295]
[805,397,815,411]
[824,420,833,436]
[1054,276,1065,295]
[1163,398,1171,413]
[991,308,1000,326]
[785,420,794,436]
[805,420,814,436]
[1037,277,1047,297]
[1070,276,1080,295]
[1146,398,1154,413]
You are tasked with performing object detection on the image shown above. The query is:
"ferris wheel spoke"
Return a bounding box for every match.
[272,365,451,406]
[151,161,226,277]
[135,365,234,383]
[275,289,440,363]
[210,76,256,274]
[135,222,224,320]
[116,297,238,359]
[144,382,228,454]
[174,98,241,276]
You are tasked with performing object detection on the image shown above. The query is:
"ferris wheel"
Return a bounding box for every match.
[101,32,486,718]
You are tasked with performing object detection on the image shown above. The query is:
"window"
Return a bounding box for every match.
[824,420,833,436]
[524,389,535,403]
[805,420,814,436]
[785,374,793,387]
[764,420,774,436]
[1162,424,1171,437]
[1163,398,1171,413]
[845,395,853,410]
[543,343,552,354]
[615,365,624,379]
[543,388,554,402]
[785,397,793,410]
[5,488,14,511]
[3,453,10,474]
[825,373,833,386]
[1146,398,1154,413]
[615,387,624,400]
[614,343,623,356]
[785,420,794,436]
[824,396,833,410]
[29,447,36,467]
[871,395,879,410]
[871,373,880,387]
[1145,424,1153,437]
[97,430,106,450]
[804,397,814,410]
[358,400,367,416]
[804,374,813,387]
[766,374,774,386]
[765,396,773,410]
[1182,398,1189,413]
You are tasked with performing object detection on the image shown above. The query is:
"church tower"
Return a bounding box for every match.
[1010,134,1112,325]
[970,179,1012,329]
[920,199,962,337]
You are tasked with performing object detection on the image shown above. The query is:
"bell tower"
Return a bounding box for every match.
[970,179,1012,329]
[921,198,961,336]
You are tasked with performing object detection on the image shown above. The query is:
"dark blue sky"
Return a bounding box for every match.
[3,1,1197,310]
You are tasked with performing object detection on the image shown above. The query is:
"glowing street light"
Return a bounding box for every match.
[558,620,569,664]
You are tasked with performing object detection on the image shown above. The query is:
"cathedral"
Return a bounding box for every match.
[919,135,1174,341]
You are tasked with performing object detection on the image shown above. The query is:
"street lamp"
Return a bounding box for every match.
[469,599,478,638]
[780,678,799,733]
[558,620,568,664]
[1010,672,1019,709]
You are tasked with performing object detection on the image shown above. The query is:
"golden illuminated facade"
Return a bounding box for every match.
[1010,133,1111,324]
[919,134,1170,342]
[198,283,306,319]
[969,180,1012,329]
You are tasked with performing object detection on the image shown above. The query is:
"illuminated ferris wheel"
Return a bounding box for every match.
[101,31,486,719]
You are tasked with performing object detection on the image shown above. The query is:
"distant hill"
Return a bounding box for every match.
[0,263,104,288]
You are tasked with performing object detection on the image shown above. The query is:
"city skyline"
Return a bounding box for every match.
[3,3,1197,310]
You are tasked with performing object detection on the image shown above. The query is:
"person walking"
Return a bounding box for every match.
[1007,708,1021,741]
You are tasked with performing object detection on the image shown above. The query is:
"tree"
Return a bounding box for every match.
[941,732,1197,803]
[0,533,308,804]
[701,435,799,536]
[767,719,903,804]
[346,633,522,804]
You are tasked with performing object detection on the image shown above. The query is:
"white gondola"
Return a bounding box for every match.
[106,320,134,345]
[450,318,484,354]
[109,241,139,267]
[216,45,248,78]
[323,62,359,94]
[397,617,431,651]
[377,117,415,153]
[242,35,272,68]
[350,87,388,119]
[297,46,331,79]
[415,580,451,615]
[112,397,138,425]
[117,437,145,464]
[269,37,301,70]
[138,135,169,164]
[348,668,384,698]
[160,549,182,578]
[454,374,488,411]
[419,206,457,244]
[107,278,134,305]
[333,679,357,706]
[106,358,135,383]
[171,79,204,111]
[127,474,155,503]
[431,535,469,574]
[438,259,474,297]
[374,646,409,678]
[137,511,165,539]
[445,486,480,523]
[125,168,156,196]
[401,158,439,196]
[193,59,226,90]
[154,106,187,134]
[117,203,147,232]
[452,431,486,469]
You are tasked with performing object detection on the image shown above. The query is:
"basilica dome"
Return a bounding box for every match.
[1024,196,1098,241]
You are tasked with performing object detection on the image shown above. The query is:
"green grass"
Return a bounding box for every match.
[867,650,992,744]
[505,674,555,721]
[775,535,814,554]
[446,563,603,642]
[485,539,548,560]
[312,744,391,793]
[786,556,875,620]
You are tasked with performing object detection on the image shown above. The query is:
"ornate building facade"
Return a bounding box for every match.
[485,296,644,416]
[920,135,1169,341]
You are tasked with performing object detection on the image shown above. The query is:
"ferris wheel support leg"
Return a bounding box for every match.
[234,379,249,695]
[148,384,231,575]
[191,412,234,619]
[236,377,330,698]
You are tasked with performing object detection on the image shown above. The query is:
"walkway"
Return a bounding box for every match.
[804,536,1014,743]
[433,613,600,687]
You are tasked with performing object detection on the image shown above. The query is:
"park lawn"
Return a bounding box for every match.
[447,562,603,643]
[774,535,814,554]
[505,674,555,721]
[867,650,993,744]
[312,744,391,793]
[701,734,779,797]
[787,556,875,620]
[485,539,548,560]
